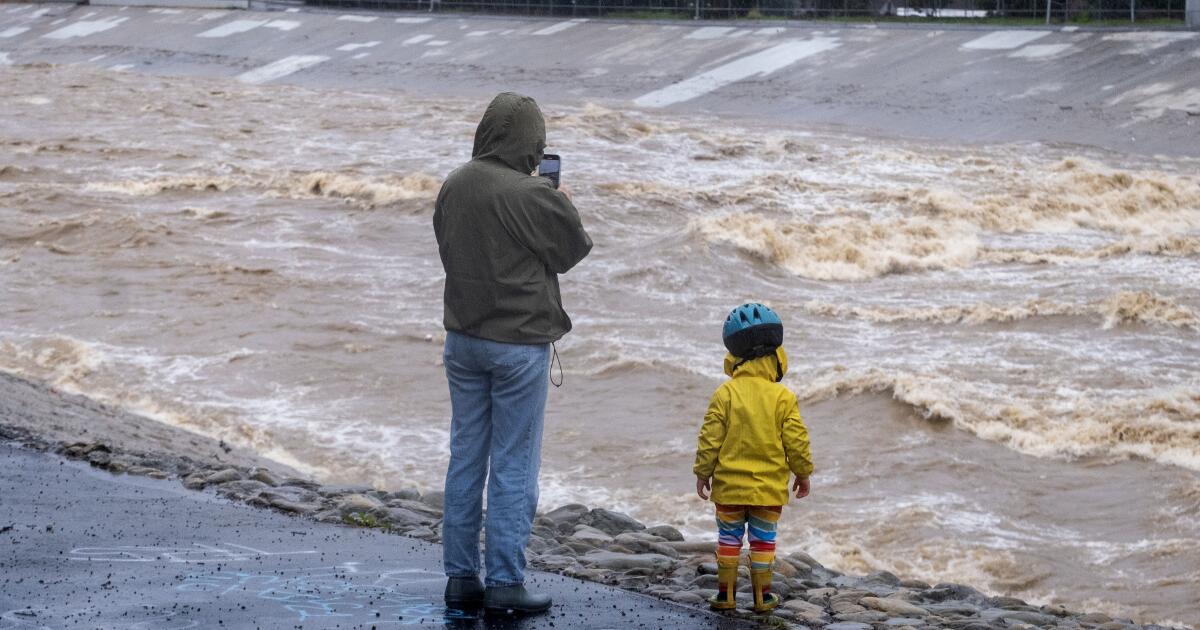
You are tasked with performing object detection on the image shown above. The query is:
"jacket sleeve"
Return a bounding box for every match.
[782,395,814,478]
[693,386,729,479]
[504,179,593,274]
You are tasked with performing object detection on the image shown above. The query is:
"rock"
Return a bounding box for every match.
[663,540,716,555]
[925,602,983,617]
[1041,604,1073,618]
[268,497,320,514]
[214,479,268,500]
[645,525,685,541]
[861,596,929,617]
[990,596,1031,610]
[533,554,576,571]
[405,527,437,541]
[544,503,589,525]
[783,599,827,614]
[420,491,445,510]
[884,618,927,626]
[787,551,825,570]
[1079,614,1113,624]
[279,477,321,490]
[388,487,420,501]
[336,493,383,514]
[836,611,888,623]
[182,472,208,490]
[864,571,902,587]
[563,540,596,555]
[526,535,553,554]
[830,590,871,606]
[899,578,931,590]
[318,484,374,498]
[581,508,646,536]
[697,562,718,575]
[980,608,1057,626]
[87,450,112,467]
[690,574,720,590]
[923,583,987,604]
[204,468,243,485]
[107,459,129,473]
[126,465,165,478]
[824,622,873,630]
[313,509,342,524]
[384,507,433,529]
[665,591,705,605]
[646,542,680,559]
[386,498,443,518]
[831,601,868,615]
[579,551,675,572]
[248,467,280,487]
[570,526,614,545]
[1097,623,1129,630]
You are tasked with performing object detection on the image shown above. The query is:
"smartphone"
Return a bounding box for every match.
[539,154,561,189]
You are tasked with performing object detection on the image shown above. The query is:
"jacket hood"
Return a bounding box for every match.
[472,92,546,174]
[724,347,789,381]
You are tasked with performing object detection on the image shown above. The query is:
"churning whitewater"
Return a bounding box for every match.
[1,63,1199,625]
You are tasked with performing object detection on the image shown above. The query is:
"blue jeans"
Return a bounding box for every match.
[442,331,550,587]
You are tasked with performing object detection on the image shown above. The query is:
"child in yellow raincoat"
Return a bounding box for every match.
[694,303,813,613]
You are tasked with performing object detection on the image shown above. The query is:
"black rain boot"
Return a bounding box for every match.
[444,576,484,610]
[483,584,553,614]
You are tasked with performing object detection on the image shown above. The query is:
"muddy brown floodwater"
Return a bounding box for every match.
[2,63,1198,625]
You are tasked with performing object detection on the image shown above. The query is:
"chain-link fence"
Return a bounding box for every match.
[299,0,1188,22]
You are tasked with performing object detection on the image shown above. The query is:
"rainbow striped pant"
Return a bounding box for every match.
[715,504,782,572]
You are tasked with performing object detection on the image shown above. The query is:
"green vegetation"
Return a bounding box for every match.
[342,511,391,530]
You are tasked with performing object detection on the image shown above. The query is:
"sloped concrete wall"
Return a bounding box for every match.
[0,4,1197,154]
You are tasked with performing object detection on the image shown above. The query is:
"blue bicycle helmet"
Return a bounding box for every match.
[722,303,784,360]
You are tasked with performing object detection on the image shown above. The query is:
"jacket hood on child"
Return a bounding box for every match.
[724,347,788,381]
[695,345,813,506]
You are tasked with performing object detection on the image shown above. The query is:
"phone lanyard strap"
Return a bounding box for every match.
[550,342,563,388]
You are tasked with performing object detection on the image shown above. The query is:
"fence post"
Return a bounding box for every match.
[1044,0,1050,23]
[1188,0,1199,26]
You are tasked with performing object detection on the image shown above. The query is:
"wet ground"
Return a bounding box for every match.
[0,441,751,630]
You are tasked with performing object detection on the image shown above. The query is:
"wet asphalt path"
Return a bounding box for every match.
[0,442,751,629]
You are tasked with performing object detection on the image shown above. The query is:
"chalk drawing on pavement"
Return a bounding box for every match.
[68,541,317,562]
[176,566,477,624]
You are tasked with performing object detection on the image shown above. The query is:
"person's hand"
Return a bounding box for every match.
[696,476,712,501]
[558,183,573,202]
[793,476,810,499]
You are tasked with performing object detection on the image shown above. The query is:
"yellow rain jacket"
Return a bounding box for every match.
[693,347,814,506]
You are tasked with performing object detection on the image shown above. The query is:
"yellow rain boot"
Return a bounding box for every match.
[708,559,739,611]
[750,569,780,613]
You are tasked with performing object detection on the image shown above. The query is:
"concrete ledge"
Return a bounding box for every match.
[89,0,249,9]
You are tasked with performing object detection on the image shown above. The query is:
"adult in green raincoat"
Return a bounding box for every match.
[434,92,592,615]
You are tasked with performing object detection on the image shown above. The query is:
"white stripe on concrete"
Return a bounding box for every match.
[263,20,300,31]
[352,52,370,59]
[634,38,840,108]
[197,19,266,38]
[1009,44,1072,59]
[338,15,377,22]
[236,54,329,84]
[32,8,52,17]
[109,63,134,71]
[336,40,380,51]
[466,30,491,37]
[285,7,300,11]
[0,52,11,66]
[532,19,586,36]
[395,16,432,23]
[42,17,129,40]
[686,26,734,40]
[403,34,433,45]
[426,40,449,46]
[961,30,1049,50]
[0,26,30,38]
[756,27,786,36]
[89,54,109,61]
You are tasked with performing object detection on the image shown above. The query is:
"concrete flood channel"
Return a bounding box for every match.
[0,2,1197,156]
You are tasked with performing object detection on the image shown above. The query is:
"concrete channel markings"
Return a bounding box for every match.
[634,37,841,108]
[237,54,330,84]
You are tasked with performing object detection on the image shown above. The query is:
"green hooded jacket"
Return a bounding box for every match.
[433,93,593,344]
